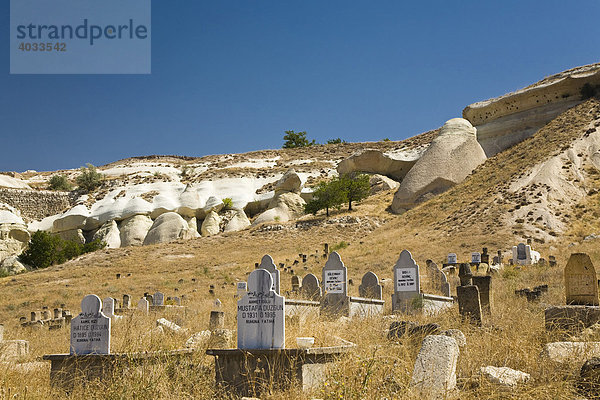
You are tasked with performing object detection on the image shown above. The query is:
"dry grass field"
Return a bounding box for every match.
[3,102,600,399]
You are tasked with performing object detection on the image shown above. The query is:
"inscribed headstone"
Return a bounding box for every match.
[392,250,421,313]
[122,294,131,309]
[102,297,117,319]
[137,298,149,314]
[258,254,280,295]
[236,281,247,298]
[447,253,457,264]
[70,294,111,355]
[471,252,481,264]
[410,335,459,397]
[321,252,349,316]
[457,285,482,326]
[358,271,383,300]
[237,269,285,349]
[565,253,599,306]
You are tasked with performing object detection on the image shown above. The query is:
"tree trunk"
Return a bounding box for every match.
[348,200,352,211]
[326,207,329,217]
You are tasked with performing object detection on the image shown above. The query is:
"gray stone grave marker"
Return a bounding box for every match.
[392,250,421,313]
[358,271,382,300]
[257,254,280,295]
[291,275,301,292]
[237,269,285,349]
[472,276,491,314]
[471,252,481,264]
[70,294,111,355]
[236,281,247,298]
[300,273,321,300]
[137,298,149,314]
[153,292,164,306]
[457,285,482,326]
[122,294,131,309]
[565,253,599,306]
[447,253,457,264]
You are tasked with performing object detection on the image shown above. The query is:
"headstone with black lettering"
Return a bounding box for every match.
[70,295,111,355]
[471,252,481,264]
[392,250,421,313]
[237,269,285,349]
[321,252,349,316]
[447,253,457,265]
[257,254,280,295]
[236,281,247,298]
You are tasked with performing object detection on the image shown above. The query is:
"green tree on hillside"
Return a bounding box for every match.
[48,175,73,191]
[326,138,345,144]
[19,231,105,269]
[304,178,346,217]
[339,173,371,211]
[283,130,316,148]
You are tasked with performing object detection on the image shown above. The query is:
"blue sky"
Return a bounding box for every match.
[1,1,599,172]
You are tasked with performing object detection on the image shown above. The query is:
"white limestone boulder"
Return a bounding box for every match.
[252,192,306,226]
[369,174,400,194]
[178,186,202,217]
[0,256,27,275]
[274,169,302,194]
[337,148,420,181]
[200,210,221,237]
[224,210,251,233]
[119,214,153,247]
[92,220,121,248]
[52,205,89,233]
[392,118,487,213]
[202,196,225,215]
[143,212,197,245]
[0,208,30,262]
[478,366,531,388]
[56,229,85,244]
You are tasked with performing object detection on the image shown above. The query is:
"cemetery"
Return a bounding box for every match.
[1,240,600,399]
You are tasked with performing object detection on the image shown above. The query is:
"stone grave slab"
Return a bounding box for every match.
[301,273,321,300]
[70,295,111,355]
[565,253,599,306]
[392,250,421,313]
[358,271,382,300]
[257,254,281,295]
[321,252,349,316]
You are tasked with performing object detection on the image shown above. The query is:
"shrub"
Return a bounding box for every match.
[326,138,345,144]
[48,175,73,191]
[222,198,234,210]
[283,130,315,148]
[331,240,349,251]
[19,231,105,269]
[76,163,103,192]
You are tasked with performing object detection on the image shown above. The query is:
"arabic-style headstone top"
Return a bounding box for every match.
[258,254,280,295]
[322,252,348,296]
[237,269,285,349]
[70,294,111,355]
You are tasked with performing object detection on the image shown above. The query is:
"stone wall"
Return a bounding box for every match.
[0,189,74,220]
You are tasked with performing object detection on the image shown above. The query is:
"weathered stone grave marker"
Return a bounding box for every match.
[236,281,247,298]
[481,248,490,264]
[154,292,164,306]
[457,285,482,326]
[70,295,111,355]
[565,253,599,306]
[472,276,492,314]
[471,252,481,265]
[137,297,149,314]
[392,250,421,313]
[256,254,280,295]
[291,275,301,292]
[358,271,382,300]
[447,253,457,265]
[237,269,285,349]
[300,273,321,300]
[122,294,131,309]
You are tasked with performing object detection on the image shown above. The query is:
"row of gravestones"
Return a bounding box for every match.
[21,306,73,330]
[445,243,553,267]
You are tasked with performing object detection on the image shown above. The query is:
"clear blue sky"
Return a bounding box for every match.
[1,1,599,172]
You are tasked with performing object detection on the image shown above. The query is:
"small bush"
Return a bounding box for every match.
[19,231,105,270]
[283,130,316,148]
[331,241,349,251]
[48,175,73,191]
[326,138,345,144]
[76,163,103,192]
[222,198,234,209]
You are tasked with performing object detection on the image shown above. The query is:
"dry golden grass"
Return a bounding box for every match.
[3,102,600,398]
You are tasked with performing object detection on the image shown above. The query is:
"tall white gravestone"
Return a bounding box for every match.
[321,252,349,316]
[471,252,481,264]
[392,250,421,313]
[257,255,281,295]
[237,269,285,349]
[70,294,111,355]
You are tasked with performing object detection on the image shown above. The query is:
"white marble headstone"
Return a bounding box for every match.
[70,294,111,355]
[392,250,421,312]
[154,292,164,306]
[237,269,285,349]
[137,298,149,314]
[258,255,280,295]
[471,252,481,264]
[447,253,457,264]
[322,252,347,295]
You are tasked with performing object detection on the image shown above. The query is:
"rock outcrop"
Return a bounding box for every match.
[392,118,486,213]
[52,205,89,233]
[223,209,251,233]
[0,205,30,262]
[274,169,302,194]
[143,212,198,245]
[119,215,153,247]
[337,148,422,181]
[369,174,400,194]
[252,192,306,225]
[0,256,27,276]
[92,220,121,249]
[200,210,221,237]
[464,63,600,156]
